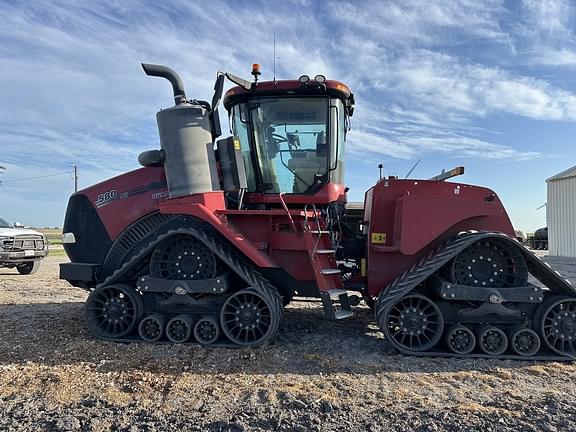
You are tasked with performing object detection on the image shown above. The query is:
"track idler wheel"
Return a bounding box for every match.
[537,296,576,357]
[193,316,220,345]
[509,327,540,357]
[220,289,279,347]
[166,314,194,343]
[85,284,143,339]
[379,293,444,352]
[477,325,508,355]
[138,313,165,342]
[445,325,476,355]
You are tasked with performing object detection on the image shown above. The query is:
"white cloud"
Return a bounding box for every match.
[1,0,576,225]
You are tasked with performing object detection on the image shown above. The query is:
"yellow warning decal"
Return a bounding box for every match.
[233,137,241,150]
[371,232,387,244]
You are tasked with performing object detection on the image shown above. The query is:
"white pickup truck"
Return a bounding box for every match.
[0,217,49,274]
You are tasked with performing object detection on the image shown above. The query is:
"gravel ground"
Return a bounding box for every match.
[1,254,576,431]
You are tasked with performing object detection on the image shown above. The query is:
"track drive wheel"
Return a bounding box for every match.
[447,238,528,288]
[477,325,508,355]
[537,296,576,357]
[378,293,444,352]
[138,313,165,342]
[150,235,218,280]
[220,289,280,347]
[445,324,476,355]
[85,284,143,339]
[193,316,220,345]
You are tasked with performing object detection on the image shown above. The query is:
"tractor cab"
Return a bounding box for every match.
[222,67,354,204]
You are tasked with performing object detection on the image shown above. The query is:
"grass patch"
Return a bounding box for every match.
[36,228,62,245]
[48,248,68,257]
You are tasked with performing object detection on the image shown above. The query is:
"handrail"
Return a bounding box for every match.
[279,193,298,233]
[304,203,323,255]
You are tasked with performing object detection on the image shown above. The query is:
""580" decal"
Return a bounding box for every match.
[94,189,117,208]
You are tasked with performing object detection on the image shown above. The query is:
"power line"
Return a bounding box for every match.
[1,171,70,184]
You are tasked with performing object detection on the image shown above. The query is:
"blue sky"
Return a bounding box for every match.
[0,0,574,231]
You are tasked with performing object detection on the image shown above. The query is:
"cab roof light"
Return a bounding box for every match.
[314,74,326,83]
[298,75,310,84]
[251,64,261,83]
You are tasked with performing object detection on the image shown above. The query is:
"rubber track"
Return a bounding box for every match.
[375,231,576,361]
[95,227,283,347]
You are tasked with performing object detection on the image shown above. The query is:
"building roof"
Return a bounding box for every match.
[546,165,576,182]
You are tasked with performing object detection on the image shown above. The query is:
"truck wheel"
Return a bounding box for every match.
[16,261,40,275]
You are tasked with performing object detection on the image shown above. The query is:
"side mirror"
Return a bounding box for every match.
[211,74,225,112]
[13,222,24,228]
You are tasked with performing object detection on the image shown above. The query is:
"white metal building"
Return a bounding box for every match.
[546,166,576,258]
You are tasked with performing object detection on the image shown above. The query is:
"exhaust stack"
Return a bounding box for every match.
[141,63,219,198]
[142,63,188,105]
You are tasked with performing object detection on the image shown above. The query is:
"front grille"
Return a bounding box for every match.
[2,235,44,251]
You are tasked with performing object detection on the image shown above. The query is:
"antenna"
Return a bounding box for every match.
[405,159,421,179]
[273,32,276,83]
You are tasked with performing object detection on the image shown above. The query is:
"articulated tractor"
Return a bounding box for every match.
[60,63,576,359]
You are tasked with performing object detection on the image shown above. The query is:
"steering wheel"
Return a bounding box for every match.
[271,133,287,143]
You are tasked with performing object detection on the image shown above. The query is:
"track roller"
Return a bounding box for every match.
[445,325,476,354]
[477,325,508,355]
[537,296,576,356]
[138,313,165,342]
[166,314,194,343]
[85,284,143,339]
[509,327,540,357]
[193,316,220,345]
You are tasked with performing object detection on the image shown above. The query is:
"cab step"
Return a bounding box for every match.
[320,289,353,320]
[326,288,347,298]
[321,268,341,275]
[316,249,336,254]
[334,310,354,320]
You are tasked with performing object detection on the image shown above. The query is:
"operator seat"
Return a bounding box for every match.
[288,131,327,193]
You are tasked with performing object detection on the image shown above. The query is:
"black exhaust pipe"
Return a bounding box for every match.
[142,63,187,105]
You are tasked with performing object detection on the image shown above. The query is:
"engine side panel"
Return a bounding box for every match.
[365,178,515,297]
[63,166,168,265]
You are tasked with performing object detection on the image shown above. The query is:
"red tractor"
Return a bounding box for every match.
[60,63,576,359]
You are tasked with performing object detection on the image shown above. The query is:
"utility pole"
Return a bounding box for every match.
[73,165,79,192]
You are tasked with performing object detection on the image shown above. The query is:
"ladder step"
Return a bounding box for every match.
[334,310,354,320]
[320,268,341,275]
[326,288,347,298]
[316,249,336,254]
[310,230,330,234]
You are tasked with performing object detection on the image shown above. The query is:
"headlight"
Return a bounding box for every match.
[0,236,9,250]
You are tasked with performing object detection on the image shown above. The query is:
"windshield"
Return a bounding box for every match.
[0,217,10,228]
[241,97,330,194]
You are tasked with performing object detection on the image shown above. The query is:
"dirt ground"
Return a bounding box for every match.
[1,254,576,431]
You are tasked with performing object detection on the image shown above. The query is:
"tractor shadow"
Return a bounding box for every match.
[0,301,552,375]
